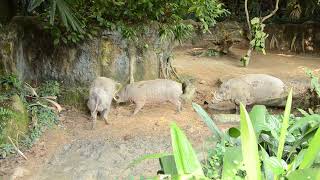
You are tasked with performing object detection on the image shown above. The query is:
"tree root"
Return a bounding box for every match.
[159,56,181,81]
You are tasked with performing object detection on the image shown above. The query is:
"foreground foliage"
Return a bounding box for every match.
[130,89,320,179]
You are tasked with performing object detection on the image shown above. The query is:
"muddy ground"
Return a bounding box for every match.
[1,46,320,179]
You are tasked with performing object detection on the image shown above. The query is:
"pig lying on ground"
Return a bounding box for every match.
[87,77,120,129]
[210,74,286,110]
[114,79,186,115]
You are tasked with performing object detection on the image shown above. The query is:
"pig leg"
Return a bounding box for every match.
[133,101,145,115]
[102,108,110,125]
[91,111,98,129]
[170,99,182,112]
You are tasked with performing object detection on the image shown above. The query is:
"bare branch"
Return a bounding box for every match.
[24,83,38,97]
[245,0,251,32]
[261,0,280,23]
[8,136,28,160]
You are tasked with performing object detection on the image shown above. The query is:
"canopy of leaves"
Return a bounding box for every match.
[19,0,228,44]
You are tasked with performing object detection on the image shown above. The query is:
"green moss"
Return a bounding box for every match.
[0,94,30,144]
[100,41,114,65]
[2,42,12,56]
[59,87,89,111]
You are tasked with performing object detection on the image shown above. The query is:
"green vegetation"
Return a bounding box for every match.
[22,0,228,45]
[0,74,60,158]
[129,90,320,179]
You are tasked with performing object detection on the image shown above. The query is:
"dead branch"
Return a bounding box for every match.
[261,0,280,22]
[302,32,305,53]
[41,98,63,112]
[8,136,28,160]
[24,83,38,97]
[244,0,251,32]
[128,43,135,84]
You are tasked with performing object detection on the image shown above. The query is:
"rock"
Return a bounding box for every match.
[10,166,30,180]
[0,94,30,145]
[265,22,320,53]
[199,80,206,84]
[0,17,174,86]
[58,87,89,111]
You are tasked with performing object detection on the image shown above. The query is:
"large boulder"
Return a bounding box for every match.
[0,94,29,146]
[0,17,173,86]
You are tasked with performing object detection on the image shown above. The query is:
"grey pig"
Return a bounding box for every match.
[87,77,120,129]
[114,79,184,115]
[211,74,285,110]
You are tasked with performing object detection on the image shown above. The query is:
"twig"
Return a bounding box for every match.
[8,136,28,160]
[42,98,63,112]
[24,83,38,97]
[261,0,280,22]
[244,0,251,32]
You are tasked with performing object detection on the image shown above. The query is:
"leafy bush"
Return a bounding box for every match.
[38,80,61,97]
[129,90,320,179]
[0,75,60,158]
[196,90,320,179]
[22,106,58,148]
[250,18,268,55]
[27,0,228,45]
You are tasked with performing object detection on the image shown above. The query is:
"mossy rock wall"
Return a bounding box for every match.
[0,17,173,87]
[265,22,320,53]
[178,20,320,54]
[58,87,89,111]
[0,94,29,144]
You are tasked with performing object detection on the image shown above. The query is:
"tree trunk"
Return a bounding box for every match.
[242,0,279,67]
[128,43,135,84]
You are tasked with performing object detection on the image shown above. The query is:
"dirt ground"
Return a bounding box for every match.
[1,47,320,179]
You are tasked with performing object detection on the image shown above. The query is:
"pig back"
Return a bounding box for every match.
[88,87,110,112]
[244,74,285,103]
[129,79,182,103]
[90,77,116,95]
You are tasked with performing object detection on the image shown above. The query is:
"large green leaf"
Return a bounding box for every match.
[288,114,320,133]
[192,103,223,139]
[221,147,244,180]
[159,155,178,175]
[260,146,273,180]
[287,168,320,180]
[126,153,172,170]
[170,122,204,176]
[28,0,46,11]
[263,156,286,176]
[249,105,269,137]
[286,126,318,161]
[287,149,306,173]
[277,89,293,160]
[28,0,83,33]
[56,0,84,32]
[49,0,57,25]
[239,103,262,180]
[299,127,320,169]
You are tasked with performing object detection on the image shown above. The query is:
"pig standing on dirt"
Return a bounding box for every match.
[87,77,120,129]
[114,79,185,115]
[210,74,286,110]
